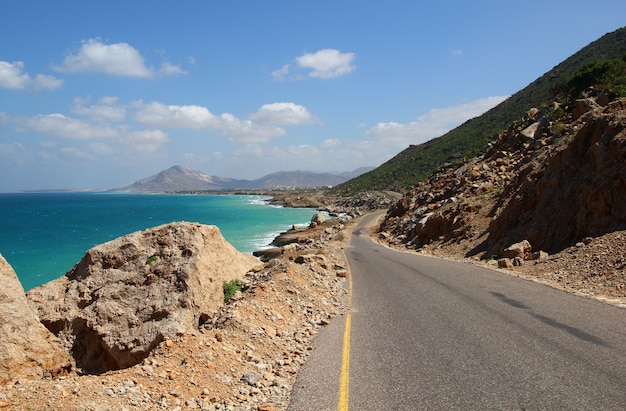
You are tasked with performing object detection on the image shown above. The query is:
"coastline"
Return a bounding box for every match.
[0,200,358,410]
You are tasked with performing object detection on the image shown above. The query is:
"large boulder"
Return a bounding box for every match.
[0,253,71,384]
[27,222,259,374]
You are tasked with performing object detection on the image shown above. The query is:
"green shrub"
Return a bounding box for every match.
[223,279,242,303]
[146,255,158,264]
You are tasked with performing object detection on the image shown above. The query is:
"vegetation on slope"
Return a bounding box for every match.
[331,27,626,195]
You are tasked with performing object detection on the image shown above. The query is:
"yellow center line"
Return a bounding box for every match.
[339,248,353,411]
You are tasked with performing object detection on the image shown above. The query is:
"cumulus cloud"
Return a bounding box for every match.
[366,96,509,147]
[134,101,317,144]
[216,113,285,144]
[249,102,320,125]
[0,61,63,91]
[16,113,122,140]
[272,48,356,80]
[134,102,216,128]
[54,39,186,78]
[297,49,356,79]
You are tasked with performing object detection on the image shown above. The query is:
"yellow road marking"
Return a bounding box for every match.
[339,249,353,411]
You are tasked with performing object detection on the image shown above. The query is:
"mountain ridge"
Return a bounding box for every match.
[114,165,373,193]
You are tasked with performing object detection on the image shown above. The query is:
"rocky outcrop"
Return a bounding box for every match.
[487,98,626,254]
[320,192,396,217]
[0,253,71,384]
[379,96,626,259]
[310,213,326,227]
[27,222,259,374]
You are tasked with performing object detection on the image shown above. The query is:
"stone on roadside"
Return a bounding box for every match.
[502,240,532,260]
[532,250,549,262]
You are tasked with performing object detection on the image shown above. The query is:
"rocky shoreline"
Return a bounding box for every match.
[0,209,358,411]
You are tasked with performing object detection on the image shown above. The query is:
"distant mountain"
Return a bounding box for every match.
[113,165,372,192]
[332,26,626,194]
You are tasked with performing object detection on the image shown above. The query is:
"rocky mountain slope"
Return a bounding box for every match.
[115,165,372,192]
[333,26,626,194]
[378,94,626,300]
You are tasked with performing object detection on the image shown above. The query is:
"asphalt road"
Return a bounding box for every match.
[289,214,626,410]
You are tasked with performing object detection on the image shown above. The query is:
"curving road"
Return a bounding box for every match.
[289,213,626,410]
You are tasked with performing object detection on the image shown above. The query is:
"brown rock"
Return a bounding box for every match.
[310,213,326,226]
[0,253,72,384]
[532,251,549,262]
[27,222,258,374]
[502,240,532,260]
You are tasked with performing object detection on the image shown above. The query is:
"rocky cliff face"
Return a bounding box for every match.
[487,97,626,255]
[380,96,626,263]
[0,253,71,385]
[27,222,259,374]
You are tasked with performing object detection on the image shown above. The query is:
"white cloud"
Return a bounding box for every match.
[321,138,341,148]
[158,61,187,76]
[134,102,216,128]
[451,49,463,57]
[55,39,186,78]
[216,113,285,144]
[16,113,122,139]
[134,101,317,144]
[297,49,356,79]
[0,61,63,91]
[249,102,320,126]
[72,96,126,122]
[55,39,154,77]
[366,96,509,147]
[273,49,356,80]
[271,64,293,81]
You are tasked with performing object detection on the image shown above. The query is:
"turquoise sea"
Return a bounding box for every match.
[0,192,318,291]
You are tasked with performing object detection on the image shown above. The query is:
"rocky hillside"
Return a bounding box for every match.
[333,26,626,194]
[378,94,626,299]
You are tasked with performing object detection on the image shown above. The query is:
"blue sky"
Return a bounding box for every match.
[1,1,624,191]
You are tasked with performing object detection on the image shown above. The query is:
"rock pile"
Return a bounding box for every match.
[26,222,259,374]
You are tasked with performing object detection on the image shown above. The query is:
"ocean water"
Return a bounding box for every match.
[0,192,318,291]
